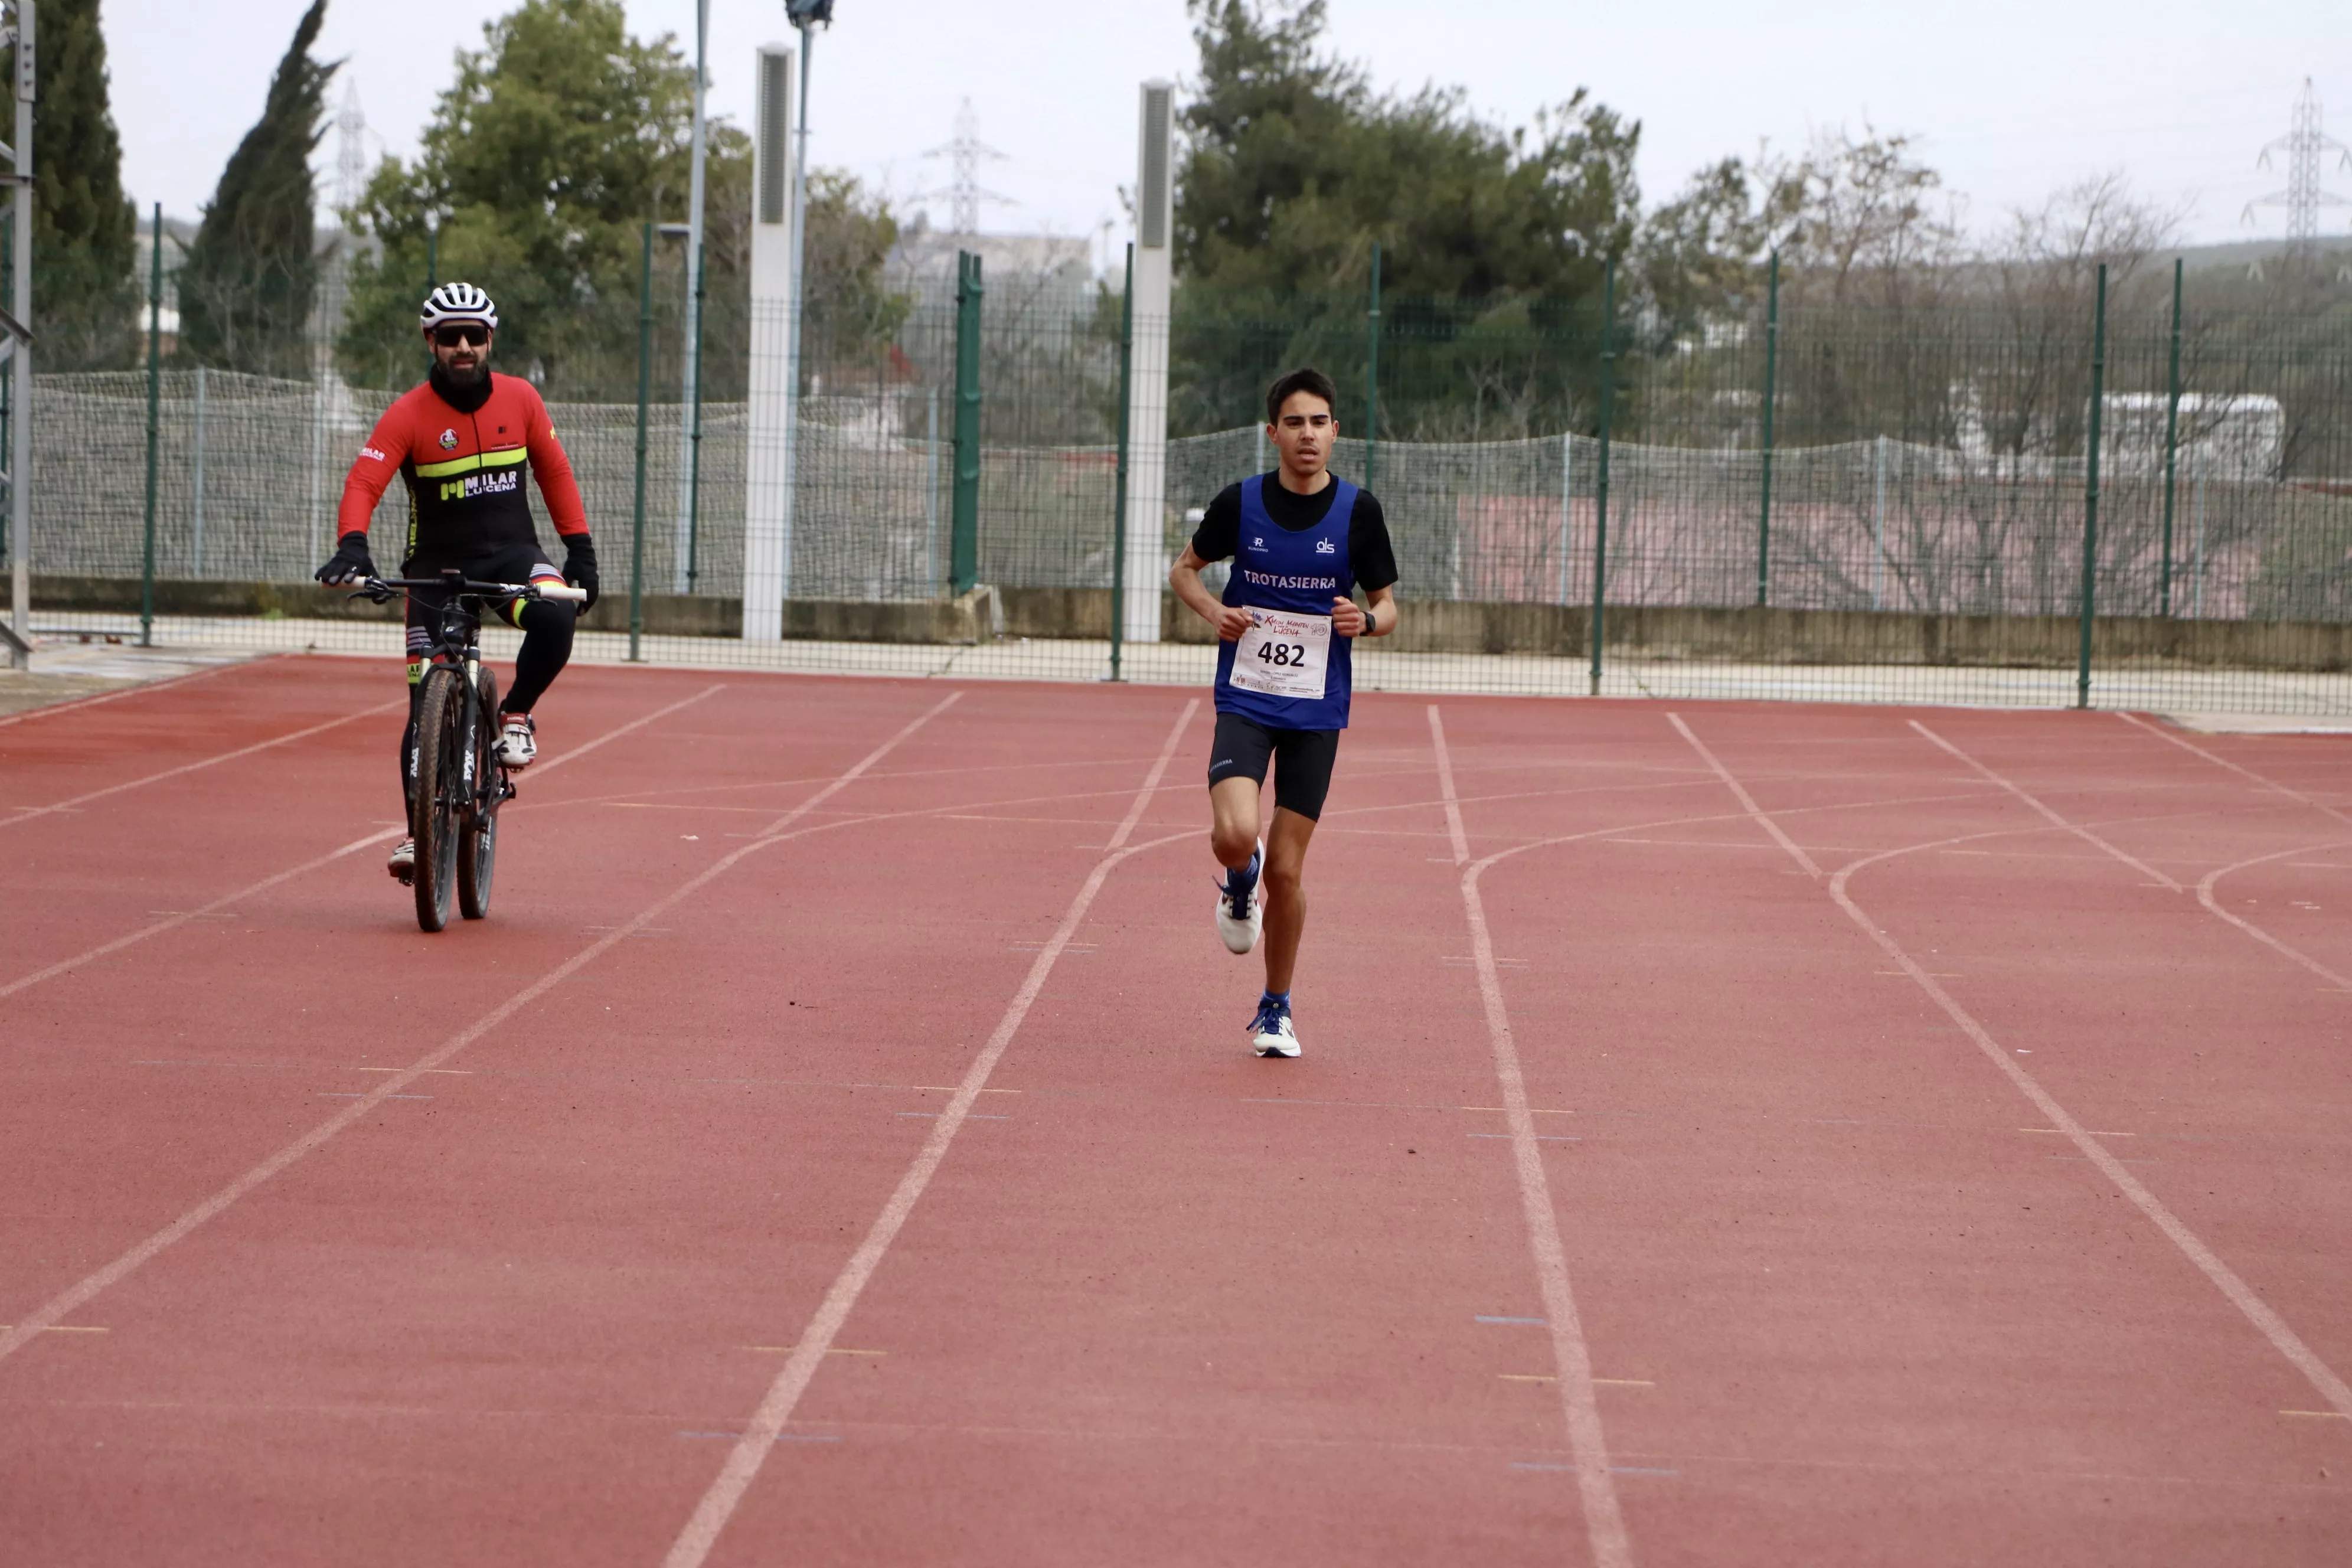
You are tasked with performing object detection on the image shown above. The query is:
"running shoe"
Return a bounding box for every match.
[496,713,538,769]
[1249,994,1300,1058]
[1215,839,1265,955]
[387,835,416,884]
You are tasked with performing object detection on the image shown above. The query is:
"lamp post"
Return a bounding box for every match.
[668,0,711,596]
[654,222,696,600]
[776,0,832,598]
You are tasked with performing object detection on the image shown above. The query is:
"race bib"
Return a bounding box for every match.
[1229,607,1331,700]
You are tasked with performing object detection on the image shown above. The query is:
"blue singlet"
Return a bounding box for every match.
[1213,473,1359,731]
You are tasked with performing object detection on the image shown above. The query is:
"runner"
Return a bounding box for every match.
[315,282,595,881]
[1168,367,1400,1057]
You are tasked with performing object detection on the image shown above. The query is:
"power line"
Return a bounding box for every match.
[919,98,1013,237]
[2245,77,2352,244]
[333,78,368,215]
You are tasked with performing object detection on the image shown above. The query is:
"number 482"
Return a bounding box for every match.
[1256,642,1308,668]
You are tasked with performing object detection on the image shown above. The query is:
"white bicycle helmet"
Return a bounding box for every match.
[420,281,498,330]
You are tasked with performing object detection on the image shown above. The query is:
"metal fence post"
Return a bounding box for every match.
[1758,248,1778,608]
[190,366,208,575]
[141,201,162,649]
[1365,240,1381,494]
[1110,243,1135,682]
[2077,262,2107,711]
[925,385,940,591]
[1589,256,1616,698]
[2159,256,2183,618]
[628,220,652,662]
[950,250,983,596]
[1557,431,1572,606]
[684,240,705,593]
[1872,434,1887,611]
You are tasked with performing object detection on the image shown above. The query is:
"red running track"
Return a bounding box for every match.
[3,655,2350,1564]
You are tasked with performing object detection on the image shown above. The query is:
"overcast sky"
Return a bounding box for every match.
[106,0,2348,262]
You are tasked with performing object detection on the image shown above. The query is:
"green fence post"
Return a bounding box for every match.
[141,202,162,649]
[1589,256,1616,698]
[2077,262,2107,711]
[629,220,652,662]
[1757,248,1778,608]
[684,241,707,593]
[426,222,438,291]
[1365,240,1381,494]
[950,250,984,596]
[2159,256,2182,618]
[1110,243,1135,682]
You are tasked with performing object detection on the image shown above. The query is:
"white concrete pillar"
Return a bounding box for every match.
[1121,79,1175,646]
[742,43,795,641]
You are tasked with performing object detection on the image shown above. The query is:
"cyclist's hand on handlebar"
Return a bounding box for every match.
[316,531,377,587]
[563,534,600,612]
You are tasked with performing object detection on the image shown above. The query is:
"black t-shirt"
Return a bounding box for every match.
[1190,474,1400,593]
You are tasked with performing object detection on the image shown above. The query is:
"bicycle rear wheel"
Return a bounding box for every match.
[411,665,463,932]
[458,668,500,920]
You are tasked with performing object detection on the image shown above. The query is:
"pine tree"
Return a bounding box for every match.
[178,0,335,376]
[6,0,138,367]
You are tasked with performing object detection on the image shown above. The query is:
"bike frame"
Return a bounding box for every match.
[355,569,557,824]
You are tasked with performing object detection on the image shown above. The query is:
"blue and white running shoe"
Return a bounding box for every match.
[1249,994,1300,1058]
[1215,839,1265,955]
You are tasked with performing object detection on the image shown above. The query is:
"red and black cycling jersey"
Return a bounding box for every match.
[337,370,587,560]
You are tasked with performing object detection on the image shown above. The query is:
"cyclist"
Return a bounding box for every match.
[315,282,598,880]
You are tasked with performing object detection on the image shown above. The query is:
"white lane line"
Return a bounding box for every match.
[2109,711,2352,988]
[1667,713,2352,1424]
[1909,720,2183,891]
[0,690,942,1370]
[2116,711,2352,831]
[661,698,1201,1568]
[0,656,243,731]
[1427,705,1632,1568]
[1665,714,1821,878]
[0,698,409,831]
[0,684,727,1004]
[2196,842,2352,990]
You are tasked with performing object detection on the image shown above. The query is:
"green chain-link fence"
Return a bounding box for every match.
[9,245,2351,713]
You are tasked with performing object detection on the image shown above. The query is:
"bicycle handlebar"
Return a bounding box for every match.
[341,574,586,606]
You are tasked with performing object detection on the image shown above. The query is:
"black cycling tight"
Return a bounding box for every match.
[400,597,574,795]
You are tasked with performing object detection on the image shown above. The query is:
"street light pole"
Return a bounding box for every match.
[670,0,710,596]
[778,0,832,598]
[6,0,33,668]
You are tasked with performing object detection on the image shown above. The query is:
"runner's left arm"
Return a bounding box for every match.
[524,391,599,607]
[1336,498,1400,637]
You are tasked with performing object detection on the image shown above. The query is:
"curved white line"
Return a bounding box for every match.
[1430,705,1631,1568]
[1671,713,2352,1422]
[662,699,1201,1568]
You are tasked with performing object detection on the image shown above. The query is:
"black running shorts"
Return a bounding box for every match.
[1206,712,1341,821]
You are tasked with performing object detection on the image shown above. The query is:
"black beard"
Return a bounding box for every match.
[438,359,486,387]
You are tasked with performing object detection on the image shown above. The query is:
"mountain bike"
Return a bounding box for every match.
[349,570,587,932]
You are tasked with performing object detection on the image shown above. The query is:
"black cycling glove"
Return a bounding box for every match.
[316,531,376,586]
[564,534,600,611]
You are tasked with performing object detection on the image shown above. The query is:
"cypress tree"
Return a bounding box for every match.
[6,0,138,367]
[178,0,335,375]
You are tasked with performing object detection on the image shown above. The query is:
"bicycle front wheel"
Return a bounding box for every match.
[458,668,500,921]
[411,665,464,932]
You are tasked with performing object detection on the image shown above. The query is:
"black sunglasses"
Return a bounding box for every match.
[433,324,490,348]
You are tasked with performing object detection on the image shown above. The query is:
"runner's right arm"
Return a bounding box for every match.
[1170,486,1253,640]
[317,404,415,584]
